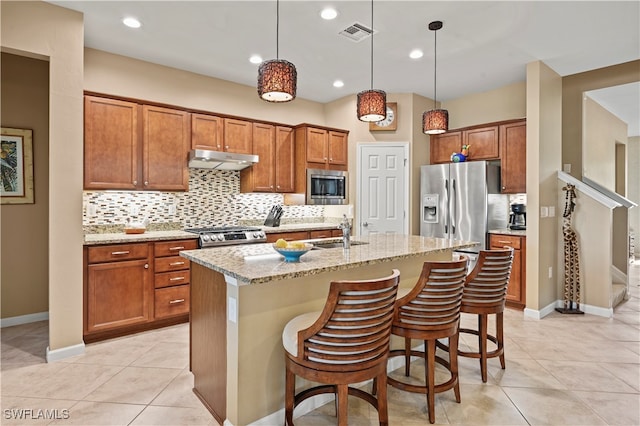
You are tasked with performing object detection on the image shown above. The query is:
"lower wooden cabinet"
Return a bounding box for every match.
[489,233,526,309]
[84,238,197,342]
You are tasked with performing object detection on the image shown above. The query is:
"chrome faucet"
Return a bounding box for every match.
[339,214,351,249]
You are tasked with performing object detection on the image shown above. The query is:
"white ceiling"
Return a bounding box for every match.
[48,1,640,135]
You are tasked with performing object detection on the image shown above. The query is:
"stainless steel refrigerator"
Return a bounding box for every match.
[420,161,508,264]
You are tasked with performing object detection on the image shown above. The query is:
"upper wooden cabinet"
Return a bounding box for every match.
[84,96,140,190]
[240,124,295,193]
[295,125,348,170]
[142,105,190,191]
[84,95,190,191]
[191,113,224,151]
[223,118,252,154]
[429,119,526,194]
[430,131,462,164]
[463,125,499,160]
[500,120,527,193]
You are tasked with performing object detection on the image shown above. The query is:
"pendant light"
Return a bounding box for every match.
[357,0,386,122]
[422,20,449,134]
[257,0,297,102]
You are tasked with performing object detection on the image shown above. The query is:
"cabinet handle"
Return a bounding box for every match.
[497,240,512,244]
[169,277,185,281]
[225,145,229,149]
[502,186,506,189]
[169,246,185,251]
[144,264,149,269]
[169,299,185,304]
[111,251,130,255]
[133,180,138,185]
[144,181,149,186]
[169,261,185,266]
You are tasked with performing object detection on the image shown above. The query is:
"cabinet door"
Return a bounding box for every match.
[463,126,499,160]
[275,126,295,192]
[328,131,347,166]
[142,105,190,191]
[500,121,526,193]
[305,127,328,164]
[86,259,151,333]
[84,96,140,190]
[489,234,524,308]
[224,118,252,154]
[430,131,462,164]
[251,123,276,192]
[155,285,190,319]
[192,113,224,151]
[506,247,522,304]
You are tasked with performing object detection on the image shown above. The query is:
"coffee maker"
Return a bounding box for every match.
[509,204,526,230]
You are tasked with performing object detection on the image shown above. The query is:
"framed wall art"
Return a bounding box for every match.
[1,127,34,204]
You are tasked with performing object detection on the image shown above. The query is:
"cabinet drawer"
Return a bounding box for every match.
[309,229,334,239]
[155,255,190,273]
[88,243,149,264]
[155,270,190,289]
[490,234,521,250]
[154,239,198,257]
[155,285,190,319]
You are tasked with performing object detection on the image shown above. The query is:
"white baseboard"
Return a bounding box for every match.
[0,311,49,328]
[526,300,613,319]
[46,342,85,362]
[611,265,627,284]
[523,299,557,319]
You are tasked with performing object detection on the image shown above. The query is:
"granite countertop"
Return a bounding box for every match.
[489,228,527,237]
[260,222,341,233]
[84,230,197,245]
[180,234,478,286]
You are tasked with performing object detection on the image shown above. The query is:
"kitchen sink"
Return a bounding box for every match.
[312,240,369,249]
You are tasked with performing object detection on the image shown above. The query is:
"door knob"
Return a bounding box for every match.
[363,222,369,227]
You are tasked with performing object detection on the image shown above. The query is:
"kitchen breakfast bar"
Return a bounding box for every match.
[180,234,476,426]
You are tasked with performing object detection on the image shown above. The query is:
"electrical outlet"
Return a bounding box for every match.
[540,206,548,218]
[548,266,553,278]
[87,204,97,217]
[130,205,139,216]
[168,204,177,215]
[548,206,555,217]
[563,163,572,173]
[228,297,237,323]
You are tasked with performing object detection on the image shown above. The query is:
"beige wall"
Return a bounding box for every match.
[526,61,563,311]
[1,1,84,353]
[84,48,325,127]
[583,96,628,190]
[562,60,640,180]
[443,81,527,129]
[1,53,50,319]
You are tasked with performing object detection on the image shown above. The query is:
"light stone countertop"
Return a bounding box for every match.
[83,230,197,245]
[180,234,478,286]
[489,228,527,237]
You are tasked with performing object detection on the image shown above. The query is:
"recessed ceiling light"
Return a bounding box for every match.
[249,55,263,64]
[409,49,423,59]
[333,80,344,88]
[320,8,338,20]
[122,17,141,29]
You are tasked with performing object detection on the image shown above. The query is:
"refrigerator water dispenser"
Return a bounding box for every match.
[422,194,439,223]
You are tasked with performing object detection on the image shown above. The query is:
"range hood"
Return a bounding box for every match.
[188,149,258,171]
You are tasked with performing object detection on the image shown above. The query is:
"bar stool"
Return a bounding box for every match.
[386,258,467,424]
[282,270,400,426]
[456,248,513,382]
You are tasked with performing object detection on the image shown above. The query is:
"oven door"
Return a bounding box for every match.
[306,169,348,205]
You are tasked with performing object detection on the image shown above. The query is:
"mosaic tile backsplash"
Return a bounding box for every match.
[83,169,324,233]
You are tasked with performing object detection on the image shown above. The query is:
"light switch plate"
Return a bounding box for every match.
[548,206,555,217]
[541,207,549,218]
[563,164,572,173]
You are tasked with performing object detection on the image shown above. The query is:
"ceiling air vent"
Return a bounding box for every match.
[339,22,374,42]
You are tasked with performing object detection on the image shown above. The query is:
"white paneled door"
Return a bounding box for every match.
[358,143,409,237]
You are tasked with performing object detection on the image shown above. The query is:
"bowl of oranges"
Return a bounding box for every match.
[272,239,313,262]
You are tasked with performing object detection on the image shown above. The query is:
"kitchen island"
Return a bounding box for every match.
[180,234,476,426]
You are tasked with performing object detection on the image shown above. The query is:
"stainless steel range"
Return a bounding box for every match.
[185,226,266,248]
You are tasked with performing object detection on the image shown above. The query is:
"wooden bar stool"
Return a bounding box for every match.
[456,248,513,382]
[282,270,400,426]
[386,259,467,424]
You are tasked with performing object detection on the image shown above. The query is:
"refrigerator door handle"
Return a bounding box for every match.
[444,179,449,235]
[452,179,457,235]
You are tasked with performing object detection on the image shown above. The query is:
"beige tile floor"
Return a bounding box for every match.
[2,262,639,425]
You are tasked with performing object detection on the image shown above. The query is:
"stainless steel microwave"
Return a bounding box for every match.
[306,169,348,205]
